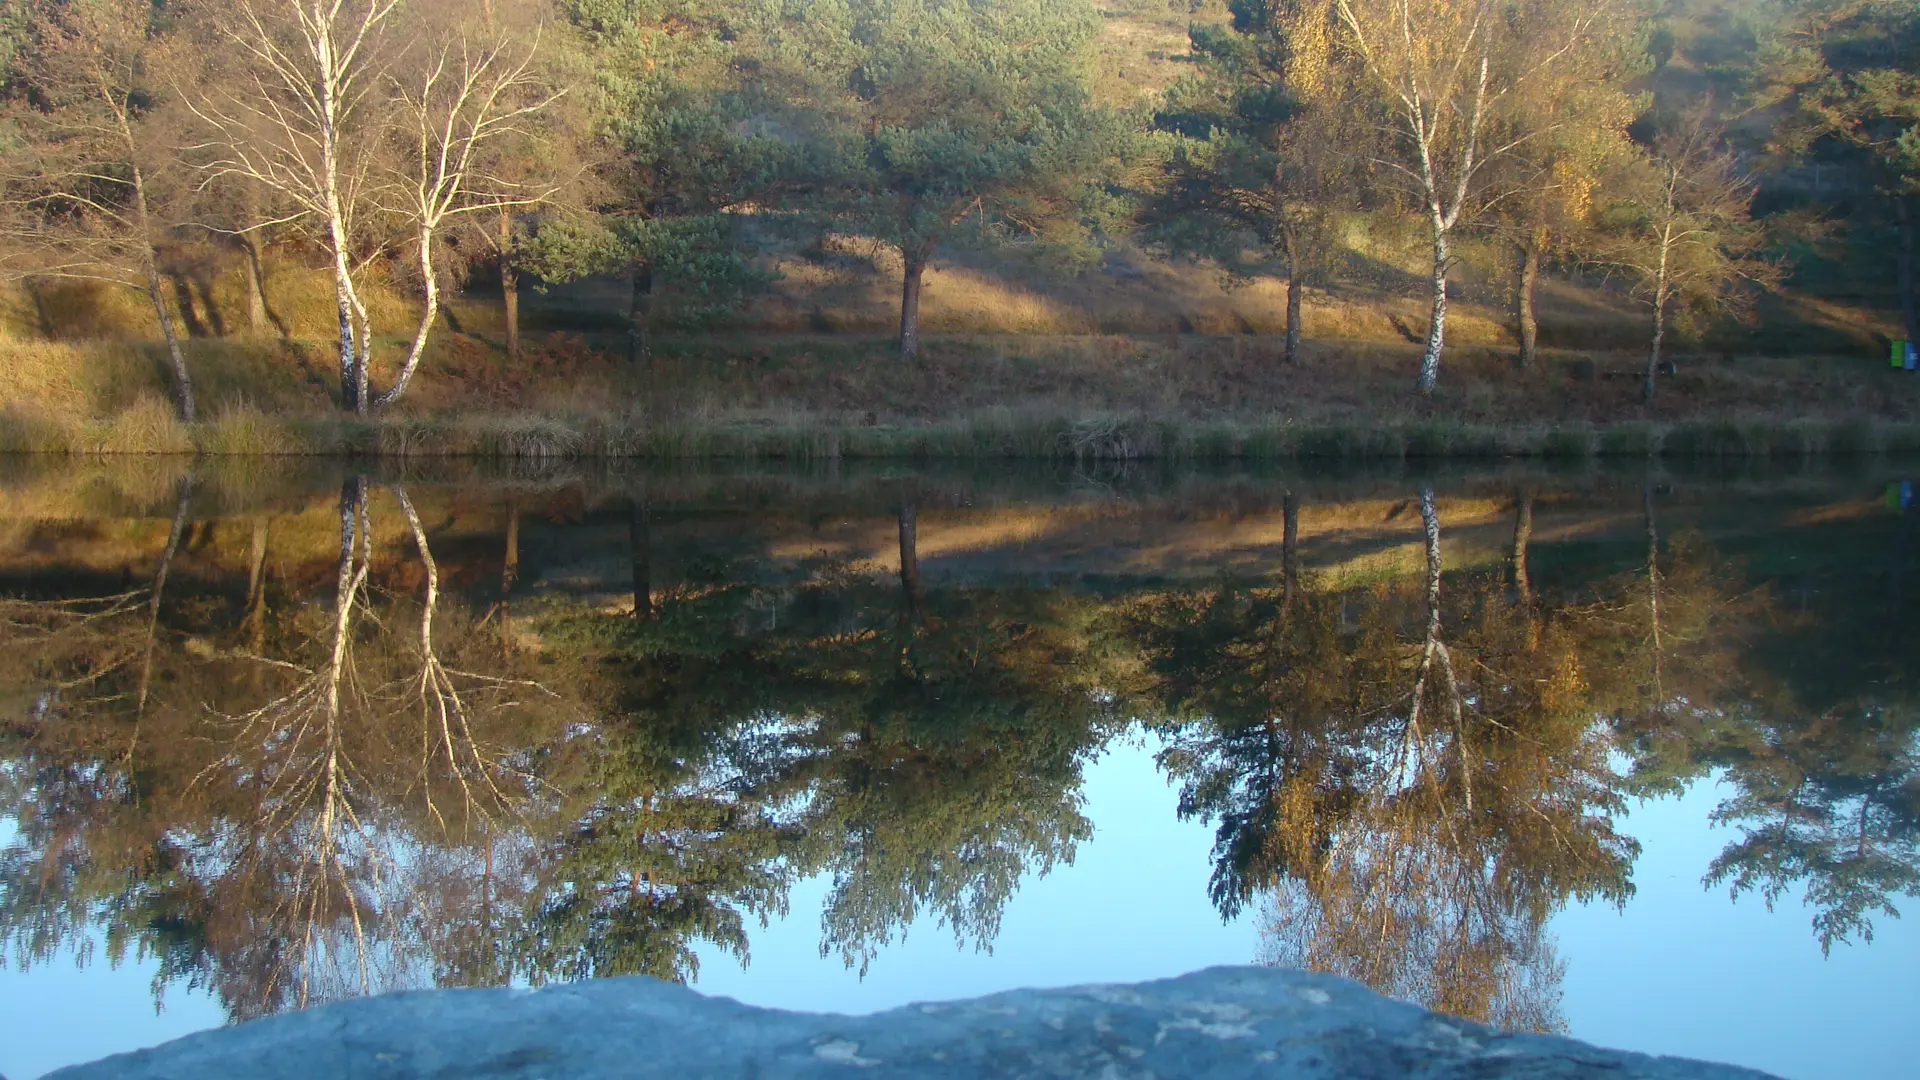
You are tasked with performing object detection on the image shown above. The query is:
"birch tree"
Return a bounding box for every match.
[1595,119,1777,403]
[1330,0,1625,392]
[182,0,401,415]
[0,0,196,420]
[373,25,565,409]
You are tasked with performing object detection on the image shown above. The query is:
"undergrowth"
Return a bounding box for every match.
[7,407,1916,462]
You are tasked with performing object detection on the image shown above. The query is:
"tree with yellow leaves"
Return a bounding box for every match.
[1329,0,1644,392]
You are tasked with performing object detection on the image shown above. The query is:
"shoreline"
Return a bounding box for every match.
[6,410,1919,462]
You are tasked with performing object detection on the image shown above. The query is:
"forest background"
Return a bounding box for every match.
[2,0,1919,459]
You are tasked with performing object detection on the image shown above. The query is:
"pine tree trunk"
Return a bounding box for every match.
[499,207,520,363]
[1515,241,1539,370]
[1419,226,1448,394]
[1898,196,1919,347]
[629,493,652,620]
[627,263,654,365]
[900,246,930,362]
[898,501,922,610]
[1284,259,1304,365]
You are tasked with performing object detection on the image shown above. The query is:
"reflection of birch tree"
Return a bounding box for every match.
[134,474,196,721]
[1251,489,1634,1033]
[390,485,542,831]
[197,475,386,1009]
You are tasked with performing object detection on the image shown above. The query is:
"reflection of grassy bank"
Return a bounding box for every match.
[3,454,1907,596]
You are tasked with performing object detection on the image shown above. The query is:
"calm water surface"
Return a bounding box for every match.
[1,458,1915,1079]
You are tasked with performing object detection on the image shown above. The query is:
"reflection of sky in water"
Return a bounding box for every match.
[5,748,1911,1080]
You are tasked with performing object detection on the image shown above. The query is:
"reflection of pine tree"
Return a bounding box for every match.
[516,740,800,983]
[518,568,813,984]
[1137,511,1386,916]
[1567,488,1920,955]
[1705,702,1920,954]
[783,571,1114,975]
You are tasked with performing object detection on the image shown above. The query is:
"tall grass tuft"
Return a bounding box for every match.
[91,395,194,455]
[198,402,304,455]
[479,415,585,460]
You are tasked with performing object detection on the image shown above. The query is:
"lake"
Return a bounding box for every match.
[0,456,1914,1080]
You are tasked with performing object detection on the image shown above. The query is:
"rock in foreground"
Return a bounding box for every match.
[51,966,1777,1079]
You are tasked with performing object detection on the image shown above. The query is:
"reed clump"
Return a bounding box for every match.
[88,396,196,456]
[197,402,305,456]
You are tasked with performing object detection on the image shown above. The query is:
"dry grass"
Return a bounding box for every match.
[198,401,305,456]
[89,395,196,455]
[0,253,419,344]
[3,214,1915,461]
[5,329,1918,461]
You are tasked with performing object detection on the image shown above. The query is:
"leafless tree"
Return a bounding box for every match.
[181,0,403,414]
[0,0,197,419]
[373,27,564,408]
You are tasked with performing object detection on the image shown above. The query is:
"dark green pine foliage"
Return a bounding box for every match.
[1749,0,1920,341]
[1135,582,1384,918]
[778,575,1116,974]
[527,0,819,358]
[516,573,818,984]
[1148,0,1367,362]
[744,0,1132,360]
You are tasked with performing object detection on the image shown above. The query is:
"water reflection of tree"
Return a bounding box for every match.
[7,477,1920,1028]
[2,479,564,1018]
[519,519,1118,980]
[786,579,1112,975]
[1578,486,1920,953]
[1,476,212,991]
[1137,488,1636,1032]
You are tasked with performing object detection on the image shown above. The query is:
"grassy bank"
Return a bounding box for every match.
[7,277,1919,462]
[6,392,1919,463]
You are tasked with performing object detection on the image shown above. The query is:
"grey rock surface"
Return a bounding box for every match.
[49,966,1779,1079]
